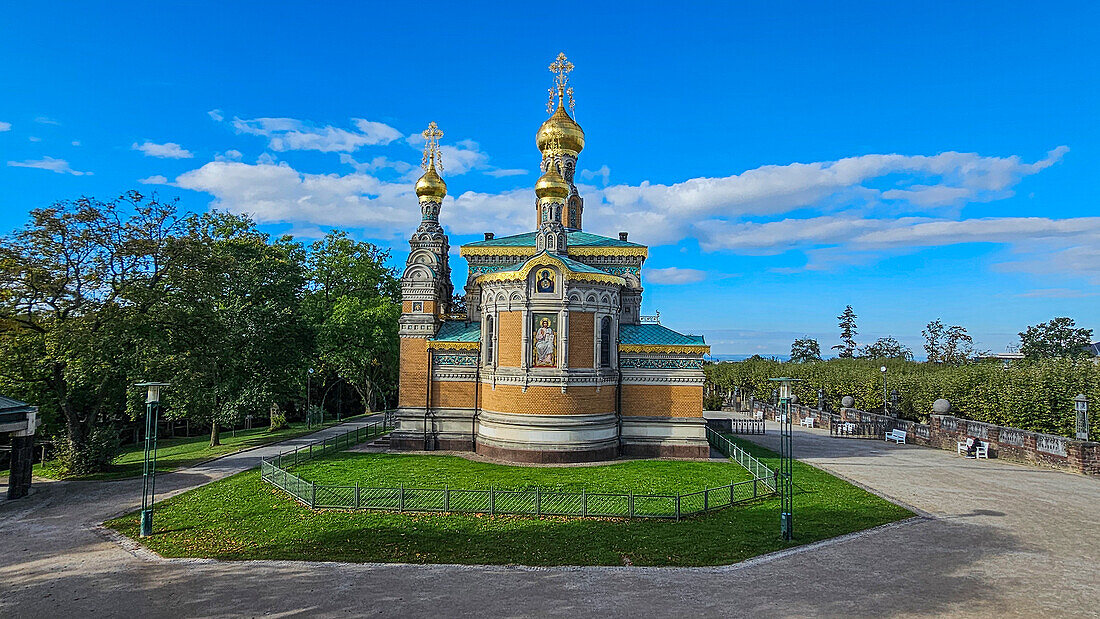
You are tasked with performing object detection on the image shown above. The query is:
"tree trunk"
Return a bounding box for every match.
[210,422,220,447]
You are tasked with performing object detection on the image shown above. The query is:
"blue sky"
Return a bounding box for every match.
[2,2,1098,356]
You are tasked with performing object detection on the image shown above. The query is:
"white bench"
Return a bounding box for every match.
[957,439,989,459]
[800,417,816,428]
[885,429,907,444]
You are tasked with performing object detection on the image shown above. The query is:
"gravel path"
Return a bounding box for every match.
[2,419,1096,618]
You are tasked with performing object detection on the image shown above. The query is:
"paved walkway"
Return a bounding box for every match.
[1,420,1097,618]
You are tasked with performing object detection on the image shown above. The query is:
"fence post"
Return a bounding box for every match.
[582,489,587,517]
[675,495,681,521]
[355,481,360,509]
[731,481,735,505]
[399,484,405,511]
[311,481,316,508]
[444,485,450,512]
[753,477,758,499]
[490,486,495,515]
[536,487,541,516]
[629,491,634,518]
[704,487,709,511]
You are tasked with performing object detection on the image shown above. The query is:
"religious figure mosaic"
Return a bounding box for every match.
[532,313,557,367]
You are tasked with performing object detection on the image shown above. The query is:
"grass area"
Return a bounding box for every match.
[106,437,913,566]
[292,452,754,494]
[30,415,368,481]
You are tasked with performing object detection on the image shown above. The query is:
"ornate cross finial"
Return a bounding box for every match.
[546,52,576,115]
[421,121,444,172]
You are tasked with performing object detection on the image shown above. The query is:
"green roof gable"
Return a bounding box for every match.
[619,324,706,347]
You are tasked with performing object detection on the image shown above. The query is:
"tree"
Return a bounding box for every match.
[450,293,467,316]
[832,306,858,358]
[148,212,309,447]
[923,319,945,363]
[1019,317,1093,359]
[943,325,975,364]
[304,231,401,413]
[860,337,913,361]
[789,338,822,363]
[924,319,975,364]
[0,193,181,473]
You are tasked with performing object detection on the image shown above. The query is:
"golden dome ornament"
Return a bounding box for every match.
[414,121,447,203]
[536,53,585,156]
[535,159,570,202]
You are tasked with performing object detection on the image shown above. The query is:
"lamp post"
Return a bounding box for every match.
[135,381,169,537]
[1075,394,1089,441]
[880,365,887,415]
[769,377,801,541]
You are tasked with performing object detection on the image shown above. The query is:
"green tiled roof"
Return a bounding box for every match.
[463,230,645,249]
[432,320,482,342]
[619,324,706,346]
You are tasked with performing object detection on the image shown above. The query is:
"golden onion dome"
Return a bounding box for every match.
[414,164,447,202]
[536,104,585,155]
[535,164,570,201]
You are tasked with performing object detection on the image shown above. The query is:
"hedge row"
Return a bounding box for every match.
[705,357,1099,441]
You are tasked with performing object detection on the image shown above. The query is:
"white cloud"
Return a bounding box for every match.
[645,267,706,285]
[231,116,402,152]
[1016,288,1097,299]
[28,136,41,142]
[215,149,243,161]
[139,175,169,185]
[7,156,91,175]
[0,121,10,131]
[485,168,528,178]
[132,141,194,159]
[591,147,1068,245]
[71,140,81,146]
[580,165,611,185]
[35,116,60,125]
[207,109,224,122]
[339,153,415,175]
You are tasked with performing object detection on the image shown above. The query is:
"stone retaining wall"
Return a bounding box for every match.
[750,400,1099,475]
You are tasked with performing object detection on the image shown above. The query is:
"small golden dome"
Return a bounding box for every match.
[534,164,570,201]
[536,104,585,155]
[415,164,447,202]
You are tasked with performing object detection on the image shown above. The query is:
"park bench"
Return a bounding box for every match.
[884,429,907,444]
[800,417,816,428]
[957,439,989,459]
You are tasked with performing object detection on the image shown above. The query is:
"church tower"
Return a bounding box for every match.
[397,122,453,411]
[535,53,586,230]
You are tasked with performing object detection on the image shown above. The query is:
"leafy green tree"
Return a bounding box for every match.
[860,337,913,361]
[147,212,308,447]
[0,193,180,472]
[924,319,975,363]
[831,305,858,358]
[303,231,400,413]
[1019,317,1093,359]
[789,337,822,363]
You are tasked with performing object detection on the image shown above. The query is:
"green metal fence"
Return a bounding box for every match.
[706,426,776,490]
[259,414,777,520]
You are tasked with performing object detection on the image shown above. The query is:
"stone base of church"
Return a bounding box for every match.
[619,415,710,459]
[391,408,709,462]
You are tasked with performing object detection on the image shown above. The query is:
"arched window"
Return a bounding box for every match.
[485,314,494,365]
[600,316,612,368]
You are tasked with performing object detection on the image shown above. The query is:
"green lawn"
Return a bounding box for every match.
[106,436,913,566]
[291,452,754,494]
[31,415,369,481]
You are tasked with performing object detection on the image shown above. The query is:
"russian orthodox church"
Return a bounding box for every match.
[393,54,710,462]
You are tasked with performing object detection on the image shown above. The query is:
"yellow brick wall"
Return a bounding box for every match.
[568,312,595,369]
[621,384,703,418]
[431,380,477,409]
[481,384,616,416]
[497,310,523,367]
[399,338,428,408]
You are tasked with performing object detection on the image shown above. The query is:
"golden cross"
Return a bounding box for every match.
[421,121,444,171]
[547,52,576,114]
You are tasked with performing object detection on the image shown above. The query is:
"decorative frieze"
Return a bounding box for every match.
[1036,435,1067,456]
[434,354,478,367]
[999,428,1026,446]
[619,357,703,370]
[967,422,989,439]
